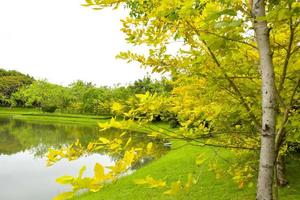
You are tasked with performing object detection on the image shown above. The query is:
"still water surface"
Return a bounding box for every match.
[0,116,166,200]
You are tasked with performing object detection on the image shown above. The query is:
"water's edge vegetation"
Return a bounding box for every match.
[0,107,111,126]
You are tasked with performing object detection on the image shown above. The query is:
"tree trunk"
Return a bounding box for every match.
[252,0,277,200]
[275,127,289,187]
[276,154,288,186]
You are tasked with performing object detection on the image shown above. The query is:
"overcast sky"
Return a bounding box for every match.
[0,0,152,86]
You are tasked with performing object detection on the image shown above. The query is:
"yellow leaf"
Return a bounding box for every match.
[147,142,153,151]
[53,192,74,200]
[196,154,206,166]
[56,176,74,185]
[148,132,159,137]
[134,147,143,151]
[79,166,86,178]
[89,185,103,192]
[111,102,123,112]
[95,146,104,150]
[75,139,80,146]
[134,176,166,188]
[99,137,110,144]
[134,178,147,185]
[87,143,94,151]
[147,177,166,188]
[94,163,105,181]
[108,161,125,175]
[98,121,111,130]
[123,150,135,165]
[125,137,132,148]
[184,174,196,191]
[120,131,127,137]
[164,181,181,195]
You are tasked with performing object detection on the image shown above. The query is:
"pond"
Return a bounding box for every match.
[0,115,168,200]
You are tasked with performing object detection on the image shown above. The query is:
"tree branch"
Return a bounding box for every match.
[275,78,300,154]
[278,2,294,94]
[200,29,258,50]
[185,20,261,131]
[142,124,258,151]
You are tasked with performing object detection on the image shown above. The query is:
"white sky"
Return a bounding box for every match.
[0,0,153,86]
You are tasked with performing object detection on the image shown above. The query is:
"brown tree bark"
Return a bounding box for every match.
[252,0,277,199]
[275,127,289,187]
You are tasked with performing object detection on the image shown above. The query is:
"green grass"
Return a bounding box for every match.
[72,142,300,200]
[0,107,171,128]
[0,107,110,125]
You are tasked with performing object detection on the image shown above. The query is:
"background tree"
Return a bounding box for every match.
[128,76,173,94]
[12,80,71,112]
[0,68,34,106]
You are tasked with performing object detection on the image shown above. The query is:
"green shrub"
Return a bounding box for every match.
[41,106,57,113]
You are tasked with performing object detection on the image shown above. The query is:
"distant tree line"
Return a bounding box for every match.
[0,68,172,117]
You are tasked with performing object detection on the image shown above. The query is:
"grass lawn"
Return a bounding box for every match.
[0,107,171,128]
[0,107,110,125]
[72,142,300,200]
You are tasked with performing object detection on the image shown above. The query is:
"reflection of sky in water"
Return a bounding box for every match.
[0,150,113,200]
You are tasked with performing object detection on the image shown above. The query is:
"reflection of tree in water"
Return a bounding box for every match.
[0,116,24,155]
[0,116,169,168]
[0,130,23,155]
[0,116,99,157]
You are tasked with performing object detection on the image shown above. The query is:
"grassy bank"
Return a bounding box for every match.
[0,107,110,125]
[0,107,171,129]
[72,142,300,200]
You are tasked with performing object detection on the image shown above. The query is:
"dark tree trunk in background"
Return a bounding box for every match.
[276,154,288,186]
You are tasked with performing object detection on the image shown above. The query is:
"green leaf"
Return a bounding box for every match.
[278,8,291,21]
[214,20,242,28]
[207,9,236,20]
